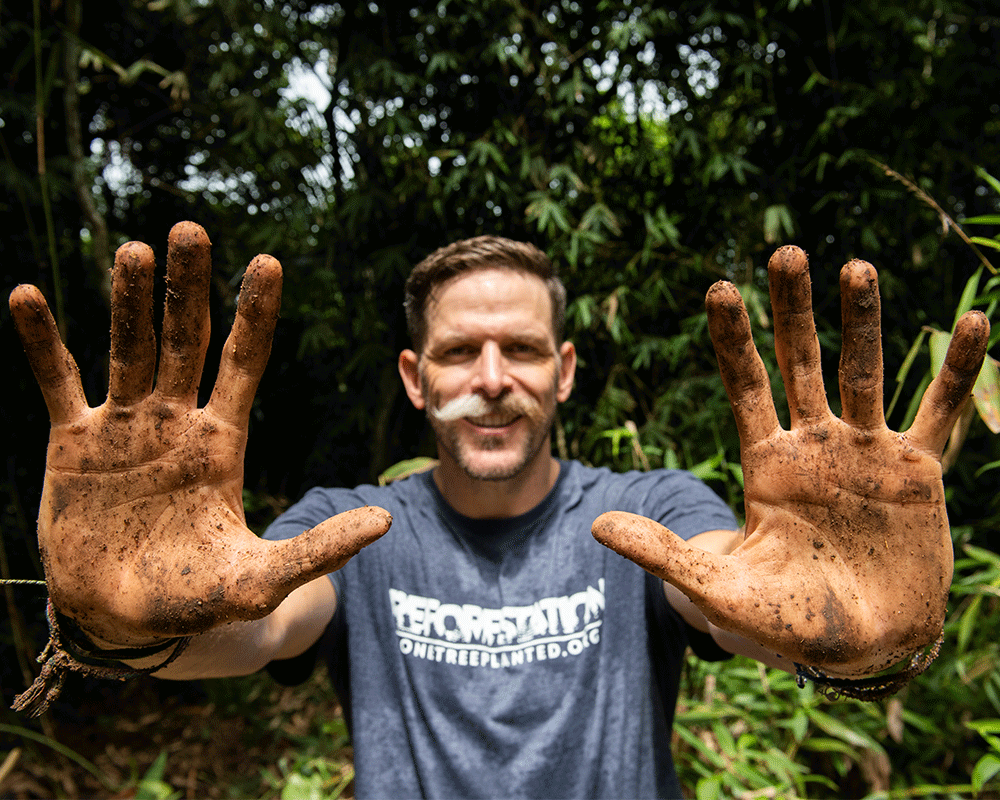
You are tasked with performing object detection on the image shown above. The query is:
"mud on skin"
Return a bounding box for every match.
[9,223,394,655]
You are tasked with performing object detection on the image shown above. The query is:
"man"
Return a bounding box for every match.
[9,222,989,797]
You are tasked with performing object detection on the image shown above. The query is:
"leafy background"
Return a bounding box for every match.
[1,0,998,797]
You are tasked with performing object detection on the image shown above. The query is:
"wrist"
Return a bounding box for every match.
[13,600,193,717]
[54,607,185,662]
[792,632,944,701]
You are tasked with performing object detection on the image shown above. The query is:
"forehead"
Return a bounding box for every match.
[424,267,555,342]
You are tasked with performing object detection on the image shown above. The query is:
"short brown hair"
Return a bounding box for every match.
[404,235,567,351]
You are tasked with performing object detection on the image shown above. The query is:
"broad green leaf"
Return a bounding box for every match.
[759,747,808,777]
[972,753,1000,792]
[928,330,1000,434]
[929,330,951,375]
[974,355,1000,433]
[731,761,771,788]
[378,457,438,485]
[801,737,858,756]
[711,720,738,759]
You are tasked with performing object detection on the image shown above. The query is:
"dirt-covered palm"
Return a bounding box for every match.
[10,222,391,647]
[593,246,989,677]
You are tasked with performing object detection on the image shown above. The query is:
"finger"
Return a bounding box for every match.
[907,310,990,455]
[838,260,885,431]
[9,284,88,424]
[155,222,212,404]
[707,281,782,443]
[768,246,830,425]
[592,511,750,625]
[109,242,157,406]
[125,506,392,636]
[243,506,393,616]
[592,511,858,671]
[206,255,283,426]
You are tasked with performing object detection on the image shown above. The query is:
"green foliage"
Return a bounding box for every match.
[883,170,1000,483]
[131,753,182,800]
[2,0,1000,796]
[967,719,1000,794]
[674,526,1000,798]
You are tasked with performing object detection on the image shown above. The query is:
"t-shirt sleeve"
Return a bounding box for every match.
[262,486,363,596]
[684,623,733,662]
[648,470,739,540]
[262,486,343,542]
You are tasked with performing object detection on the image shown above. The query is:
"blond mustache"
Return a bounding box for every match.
[430,393,542,423]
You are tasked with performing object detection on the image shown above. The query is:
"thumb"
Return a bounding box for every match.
[244,506,392,615]
[592,511,746,613]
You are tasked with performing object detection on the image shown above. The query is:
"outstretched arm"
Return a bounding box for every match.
[10,222,390,712]
[594,246,989,688]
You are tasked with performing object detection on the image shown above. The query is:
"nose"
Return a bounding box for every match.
[471,342,511,398]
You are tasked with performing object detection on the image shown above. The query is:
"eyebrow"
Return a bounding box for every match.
[429,328,555,353]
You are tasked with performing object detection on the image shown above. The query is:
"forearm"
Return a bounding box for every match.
[141,617,281,681]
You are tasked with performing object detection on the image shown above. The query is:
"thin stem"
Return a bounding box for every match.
[33,0,66,339]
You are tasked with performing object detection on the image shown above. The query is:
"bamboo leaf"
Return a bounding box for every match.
[953,267,984,327]
[973,355,1000,434]
[378,457,437,485]
[805,708,887,754]
[887,328,929,419]
[928,330,1000,433]
[972,753,1000,792]
[974,166,1000,197]
[956,593,983,653]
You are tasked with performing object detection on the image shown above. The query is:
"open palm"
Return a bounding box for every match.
[10,223,390,648]
[594,246,989,678]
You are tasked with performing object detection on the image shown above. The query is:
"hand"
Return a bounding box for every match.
[593,246,989,678]
[10,222,391,646]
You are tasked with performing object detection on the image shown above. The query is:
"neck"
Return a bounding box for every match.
[433,450,561,519]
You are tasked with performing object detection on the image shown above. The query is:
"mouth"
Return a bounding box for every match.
[466,414,521,430]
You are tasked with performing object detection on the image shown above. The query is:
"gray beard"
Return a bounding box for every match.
[422,386,556,482]
[428,407,556,482]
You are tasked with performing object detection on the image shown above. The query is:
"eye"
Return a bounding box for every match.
[442,344,475,359]
[505,342,542,358]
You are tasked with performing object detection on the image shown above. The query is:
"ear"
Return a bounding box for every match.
[398,349,426,410]
[556,341,576,403]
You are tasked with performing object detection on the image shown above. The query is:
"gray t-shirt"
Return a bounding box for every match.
[264,460,738,799]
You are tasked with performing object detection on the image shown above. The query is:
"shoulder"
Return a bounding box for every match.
[264,474,435,542]
[563,460,718,502]
[560,461,737,541]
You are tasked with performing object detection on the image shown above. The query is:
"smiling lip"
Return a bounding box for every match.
[466,415,521,430]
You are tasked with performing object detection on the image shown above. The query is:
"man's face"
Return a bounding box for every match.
[403,268,575,482]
